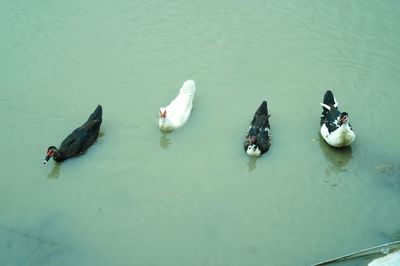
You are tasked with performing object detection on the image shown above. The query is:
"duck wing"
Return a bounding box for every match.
[244,101,271,154]
[58,106,102,159]
[321,108,341,133]
[320,91,344,133]
[254,118,271,153]
[165,80,195,125]
[59,119,101,158]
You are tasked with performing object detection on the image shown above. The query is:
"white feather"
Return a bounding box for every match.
[320,103,331,110]
[320,122,355,148]
[246,145,261,157]
[159,80,196,131]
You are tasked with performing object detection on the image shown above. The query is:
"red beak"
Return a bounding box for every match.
[338,115,348,125]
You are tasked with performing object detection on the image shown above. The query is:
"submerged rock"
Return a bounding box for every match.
[375,162,400,188]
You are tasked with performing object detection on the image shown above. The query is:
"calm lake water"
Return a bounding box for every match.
[1,1,400,265]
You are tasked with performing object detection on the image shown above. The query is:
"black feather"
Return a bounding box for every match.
[244,101,272,155]
[320,91,352,133]
[48,105,103,162]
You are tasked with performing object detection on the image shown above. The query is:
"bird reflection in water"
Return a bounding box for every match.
[247,157,257,173]
[159,132,171,149]
[47,163,61,179]
[318,136,353,186]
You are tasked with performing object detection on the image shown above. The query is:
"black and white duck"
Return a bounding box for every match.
[44,105,103,164]
[243,101,272,157]
[320,90,355,148]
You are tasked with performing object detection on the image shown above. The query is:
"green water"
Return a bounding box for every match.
[1,1,400,265]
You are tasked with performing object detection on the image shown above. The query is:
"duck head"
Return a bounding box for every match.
[338,112,349,125]
[246,144,261,157]
[245,135,261,157]
[44,146,58,164]
[159,107,167,119]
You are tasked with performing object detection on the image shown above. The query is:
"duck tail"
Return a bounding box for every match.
[88,105,103,121]
[251,100,270,127]
[180,80,196,96]
[256,101,269,117]
[322,90,338,108]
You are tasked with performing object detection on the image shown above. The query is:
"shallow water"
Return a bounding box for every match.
[1,1,400,265]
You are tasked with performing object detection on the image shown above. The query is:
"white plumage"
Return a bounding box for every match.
[159,80,195,131]
[320,122,355,148]
[319,90,355,148]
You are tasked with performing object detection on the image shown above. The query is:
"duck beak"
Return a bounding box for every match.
[44,150,53,164]
[43,156,50,164]
[159,109,167,118]
[339,115,347,125]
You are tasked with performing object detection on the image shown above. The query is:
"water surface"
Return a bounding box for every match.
[1,1,400,265]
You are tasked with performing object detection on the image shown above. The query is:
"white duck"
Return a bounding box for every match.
[320,90,355,148]
[159,80,196,131]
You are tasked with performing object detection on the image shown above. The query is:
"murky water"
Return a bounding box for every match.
[1,1,400,265]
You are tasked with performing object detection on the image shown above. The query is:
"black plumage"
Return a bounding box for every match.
[44,105,103,164]
[243,101,272,156]
[320,90,352,133]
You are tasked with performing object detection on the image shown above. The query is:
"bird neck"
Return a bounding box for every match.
[53,149,62,160]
